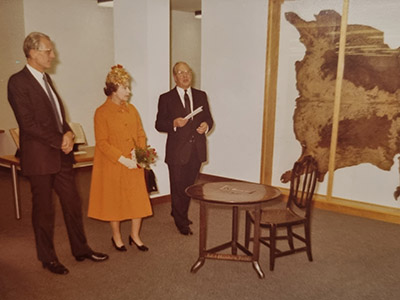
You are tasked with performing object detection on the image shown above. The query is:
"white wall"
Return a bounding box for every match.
[23,0,114,147]
[3,0,394,210]
[273,0,400,209]
[114,0,269,195]
[114,0,170,196]
[0,0,114,155]
[171,10,201,89]
[0,0,25,155]
[201,0,268,182]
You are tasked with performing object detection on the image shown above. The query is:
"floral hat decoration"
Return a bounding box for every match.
[106,64,131,86]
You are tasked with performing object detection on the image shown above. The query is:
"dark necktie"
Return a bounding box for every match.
[43,74,63,133]
[184,89,191,116]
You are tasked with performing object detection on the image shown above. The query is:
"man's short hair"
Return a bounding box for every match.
[172,61,191,75]
[23,32,51,58]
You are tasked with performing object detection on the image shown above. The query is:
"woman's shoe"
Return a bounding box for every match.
[111,237,127,252]
[128,235,149,251]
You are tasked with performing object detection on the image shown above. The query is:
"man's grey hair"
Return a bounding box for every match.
[23,32,51,58]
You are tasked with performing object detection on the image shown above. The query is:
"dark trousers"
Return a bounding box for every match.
[168,149,201,230]
[28,154,91,263]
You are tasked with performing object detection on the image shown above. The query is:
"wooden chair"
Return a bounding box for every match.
[68,122,87,148]
[11,124,88,153]
[9,128,20,149]
[244,155,319,271]
[0,125,94,219]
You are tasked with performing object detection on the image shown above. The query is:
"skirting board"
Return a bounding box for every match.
[281,188,400,225]
[150,173,400,225]
[150,194,170,206]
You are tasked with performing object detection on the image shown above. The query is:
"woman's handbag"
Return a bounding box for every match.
[132,138,158,193]
[144,168,158,193]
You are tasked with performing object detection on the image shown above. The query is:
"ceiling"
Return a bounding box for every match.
[171,0,201,12]
[98,0,201,12]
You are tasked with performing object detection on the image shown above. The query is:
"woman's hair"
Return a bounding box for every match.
[104,82,118,96]
[23,32,51,58]
[104,64,131,96]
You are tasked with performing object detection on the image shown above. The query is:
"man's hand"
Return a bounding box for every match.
[196,122,208,134]
[61,131,75,154]
[173,117,189,128]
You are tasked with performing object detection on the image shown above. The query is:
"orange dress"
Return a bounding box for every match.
[88,98,153,221]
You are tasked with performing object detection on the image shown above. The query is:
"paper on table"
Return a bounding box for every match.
[184,106,203,120]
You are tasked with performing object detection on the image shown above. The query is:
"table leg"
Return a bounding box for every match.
[191,201,207,273]
[231,206,238,255]
[252,204,264,279]
[11,164,21,220]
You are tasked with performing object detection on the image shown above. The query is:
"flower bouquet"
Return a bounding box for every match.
[134,145,158,169]
[131,143,158,193]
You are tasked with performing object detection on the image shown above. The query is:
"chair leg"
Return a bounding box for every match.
[287,226,294,250]
[305,223,313,261]
[269,225,277,271]
[244,211,251,249]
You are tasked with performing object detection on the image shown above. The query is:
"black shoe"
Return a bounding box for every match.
[128,235,149,251]
[42,260,69,275]
[178,227,193,236]
[111,237,127,252]
[75,251,109,262]
[171,210,192,225]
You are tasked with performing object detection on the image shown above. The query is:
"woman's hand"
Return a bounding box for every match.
[118,156,137,169]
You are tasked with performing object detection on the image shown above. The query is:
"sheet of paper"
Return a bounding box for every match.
[184,106,203,120]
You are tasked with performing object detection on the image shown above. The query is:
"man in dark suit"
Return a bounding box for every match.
[155,61,214,235]
[7,32,108,275]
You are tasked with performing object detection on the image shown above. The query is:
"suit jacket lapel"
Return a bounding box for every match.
[22,67,50,101]
[45,73,67,121]
[22,67,67,129]
[191,88,203,113]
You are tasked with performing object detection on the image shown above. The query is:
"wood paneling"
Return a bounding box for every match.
[260,0,284,185]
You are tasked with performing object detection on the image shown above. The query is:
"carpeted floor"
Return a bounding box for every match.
[1,166,400,300]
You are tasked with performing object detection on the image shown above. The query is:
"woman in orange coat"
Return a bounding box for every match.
[88,65,152,252]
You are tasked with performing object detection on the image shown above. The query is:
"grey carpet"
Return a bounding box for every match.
[0,167,400,300]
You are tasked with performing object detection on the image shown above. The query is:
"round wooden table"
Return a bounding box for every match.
[186,181,281,278]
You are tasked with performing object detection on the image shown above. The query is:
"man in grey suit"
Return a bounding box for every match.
[156,62,214,235]
[7,32,108,275]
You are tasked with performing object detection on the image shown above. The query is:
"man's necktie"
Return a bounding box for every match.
[43,74,63,133]
[184,89,191,116]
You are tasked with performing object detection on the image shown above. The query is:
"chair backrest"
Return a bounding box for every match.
[9,124,87,148]
[68,122,87,145]
[287,155,319,218]
[9,128,20,149]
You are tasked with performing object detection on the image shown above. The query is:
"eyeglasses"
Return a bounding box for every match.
[176,70,192,76]
[37,48,54,55]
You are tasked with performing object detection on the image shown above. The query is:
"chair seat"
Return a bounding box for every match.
[249,209,305,226]
[244,155,319,271]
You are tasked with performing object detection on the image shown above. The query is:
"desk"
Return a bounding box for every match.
[0,146,94,220]
[186,181,281,279]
